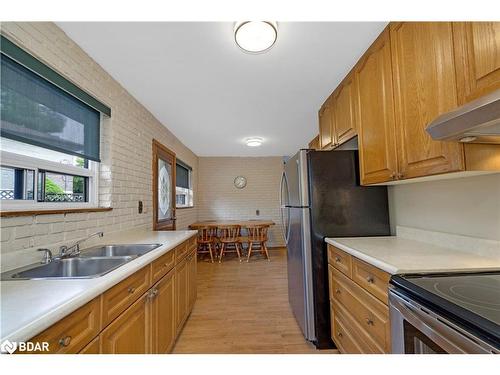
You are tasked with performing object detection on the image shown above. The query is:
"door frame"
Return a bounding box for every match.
[152,139,176,231]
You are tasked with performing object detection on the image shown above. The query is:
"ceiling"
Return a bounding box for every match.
[57,22,387,157]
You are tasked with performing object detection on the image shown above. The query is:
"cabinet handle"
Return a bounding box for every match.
[366,276,374,284]
[335,256,341,263]
[366,318,374,326]
[164,262,170,267]
[127,287,136,294]
[337,332,343,338]
[335,288,341,294]
[148,288,159,299]
[389,172,396,180]
[396,172,404,179]
[58,335,72,347]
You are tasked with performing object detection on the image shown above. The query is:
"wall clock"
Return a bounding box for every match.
[234,176,247,189]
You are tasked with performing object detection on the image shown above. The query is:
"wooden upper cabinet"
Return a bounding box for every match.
[355,28,399,185]
[453,22,500,104]
[319,101,335,149]
[308,135,320,150]
[332,72,357,145]
[390,22,465,180]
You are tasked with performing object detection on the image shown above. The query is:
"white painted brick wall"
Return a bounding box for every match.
[198,157,285,248]
[0,22,198,270]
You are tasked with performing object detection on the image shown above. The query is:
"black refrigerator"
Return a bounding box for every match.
[280,149,390,349]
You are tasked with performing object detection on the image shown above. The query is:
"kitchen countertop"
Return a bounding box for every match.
[0,228,197,343]
[325,235,500,275]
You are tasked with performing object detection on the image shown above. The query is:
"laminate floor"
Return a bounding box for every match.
[172,248,338,354]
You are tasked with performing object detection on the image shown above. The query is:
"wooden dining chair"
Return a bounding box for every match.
[218,225,242,263]
[246,224,270,262]
[196,226,217,263]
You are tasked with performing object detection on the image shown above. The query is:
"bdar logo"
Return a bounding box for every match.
[1,339,17,354]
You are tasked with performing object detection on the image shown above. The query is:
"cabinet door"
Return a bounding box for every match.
[332,73,357,145]
[355,28,399,185]
[79,337,100,354]
[175,258,189,334]
[188,251,197,311]
[390,22,464,179]
[319,102,335,149]
[151,270,176,353]
[100,293,150,354]
[454,22,500,104]
[308,135,320,150]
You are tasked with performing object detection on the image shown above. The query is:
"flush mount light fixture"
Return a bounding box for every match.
[245,137,263,147]
[234,21,278,53]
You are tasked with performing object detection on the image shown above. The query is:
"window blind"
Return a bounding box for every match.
[176,162,191,189]
[1,54,101,161]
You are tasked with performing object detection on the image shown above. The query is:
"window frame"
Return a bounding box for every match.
[0,149,99,211]
[175,160,194,209]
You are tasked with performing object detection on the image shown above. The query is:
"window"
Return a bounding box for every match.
[0,36,110,211]
[175,160,193,208]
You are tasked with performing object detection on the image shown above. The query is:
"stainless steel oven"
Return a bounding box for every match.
[389,288,498,354]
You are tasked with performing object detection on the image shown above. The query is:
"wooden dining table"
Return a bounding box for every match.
[189,220,275,229]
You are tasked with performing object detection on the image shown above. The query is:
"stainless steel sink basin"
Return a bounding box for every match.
[80,244,162,258]
[3,257,133,280]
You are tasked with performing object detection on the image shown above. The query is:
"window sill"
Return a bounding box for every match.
[0,207,113,218]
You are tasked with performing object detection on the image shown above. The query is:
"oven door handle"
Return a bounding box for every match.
[389,289,497,354]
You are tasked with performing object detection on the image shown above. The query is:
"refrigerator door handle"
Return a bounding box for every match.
[279,171,291,245]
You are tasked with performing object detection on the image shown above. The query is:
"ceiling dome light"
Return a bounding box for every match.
[246,137,263,147]
[234,21,277,53]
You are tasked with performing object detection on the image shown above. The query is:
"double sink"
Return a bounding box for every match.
[1,244,162,280]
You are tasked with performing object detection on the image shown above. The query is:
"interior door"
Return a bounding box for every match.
[152,139,176,230]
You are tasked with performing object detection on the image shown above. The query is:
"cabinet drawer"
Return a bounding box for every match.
[327,244,352,278]
[332,299,385,353]
[332,305,364,354]
[102,266,151,327]
[331,268,391,352]
[151,249,175,284]
[28,297,101,354]
[352,257,390,304]
[175,242,189,264]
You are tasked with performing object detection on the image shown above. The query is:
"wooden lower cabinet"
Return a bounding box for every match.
[175,255,190,334]
[327,244,391,353]
[21,235,197,354]
[79,336,100,354]
[101,292,151,354]
[24,297,101,354]
[188,251,197,311]
[151,269,176,354]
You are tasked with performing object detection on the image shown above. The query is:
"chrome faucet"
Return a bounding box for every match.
[58,231,104,259]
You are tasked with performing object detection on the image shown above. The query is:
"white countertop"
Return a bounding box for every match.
[325,234,500,275]
[0,228,197,343]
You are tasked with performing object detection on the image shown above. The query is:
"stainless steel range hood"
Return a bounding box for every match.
[426,89,500,144]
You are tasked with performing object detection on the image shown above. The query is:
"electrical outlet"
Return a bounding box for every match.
[138,201,143,214]
[256,209,260,216]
